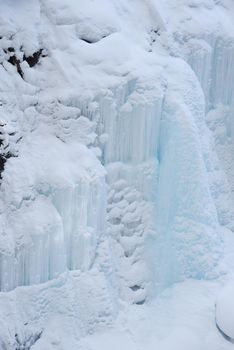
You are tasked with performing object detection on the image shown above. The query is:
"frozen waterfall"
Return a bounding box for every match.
[1,0,234,348]
[1,40,234,295]
[0,0,233,307]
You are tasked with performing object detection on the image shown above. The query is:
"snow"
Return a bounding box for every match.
[0,0,234,348]
[1,275,234,350]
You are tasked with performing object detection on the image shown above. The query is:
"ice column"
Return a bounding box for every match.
[0,197,66,291]
[52,180,106,271]
[99,81,163,303]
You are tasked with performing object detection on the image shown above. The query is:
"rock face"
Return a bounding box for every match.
[0,0,233,347]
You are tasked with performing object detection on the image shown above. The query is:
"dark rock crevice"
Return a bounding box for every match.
[23,49,44,68]
[7,53,24,78]
[80,33,110,44]
[2,44,46,79]
[0,123,20,180]
[15,330,43,350]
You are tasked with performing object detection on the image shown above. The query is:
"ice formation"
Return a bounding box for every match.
[0,0,234,348]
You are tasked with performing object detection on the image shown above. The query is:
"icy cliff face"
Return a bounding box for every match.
[0,0,234,347]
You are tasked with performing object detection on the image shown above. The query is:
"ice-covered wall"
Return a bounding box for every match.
[155,68,222,286]
[0,65,107,291]
[0,0,234,345]
[0,0,233,295]
[0,137,106,291]
[187,35,234,229]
